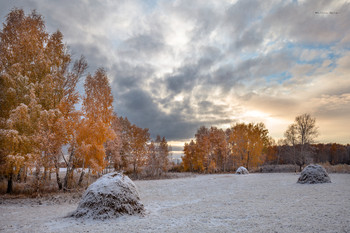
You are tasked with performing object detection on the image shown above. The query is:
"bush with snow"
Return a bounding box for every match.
[70,172,145,219]
[297,164,331,184]
[236,166,249,174]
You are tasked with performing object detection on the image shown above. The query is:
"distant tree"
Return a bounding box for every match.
[228,123,248,169]
[284,113,319,171]
[117,117,133,171]
[209,127,228,172]
[228,122,269,170]
[146,141,158,176]
[194,126,210,172]
[182,140,197,172]
[182,123,270,173]
[129,125,150,177]
[284,123,298,170]
[145,135,170,177]
[157,136,170,175]
[264,138,278,165]
[295,113,318,145]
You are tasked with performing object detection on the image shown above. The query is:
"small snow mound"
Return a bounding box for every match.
[236,166,249,174]
[297,164,331,184]
[70,172,145,219]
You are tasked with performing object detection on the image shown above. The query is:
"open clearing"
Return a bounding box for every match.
[1,173,350,233]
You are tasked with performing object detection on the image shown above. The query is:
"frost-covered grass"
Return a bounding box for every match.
[1,173,350,233]
[320,162,350,173]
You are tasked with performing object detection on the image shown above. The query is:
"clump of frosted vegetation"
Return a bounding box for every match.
[236,166,249,174]
[297,164,331,184]
[70,172,145,219]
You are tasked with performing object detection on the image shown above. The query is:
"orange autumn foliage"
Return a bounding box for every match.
[182,123,271,172]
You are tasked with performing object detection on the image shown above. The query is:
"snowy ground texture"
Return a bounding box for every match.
[1,173,350,233]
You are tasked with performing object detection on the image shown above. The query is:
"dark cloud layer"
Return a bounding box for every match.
[1,0,350,144]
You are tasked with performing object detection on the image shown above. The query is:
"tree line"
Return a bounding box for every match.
[182,123,271,173]
[266,114,350,171]
[265,143,350,170]
[182,113,350,173]
[0,9,170,193]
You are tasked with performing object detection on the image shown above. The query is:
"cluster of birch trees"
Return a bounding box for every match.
[0,9,170,193]
[182,123,271,173]
[182,113,340,173]
[105,116,170,179]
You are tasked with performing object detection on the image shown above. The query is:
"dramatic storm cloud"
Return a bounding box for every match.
[1,0,350,152]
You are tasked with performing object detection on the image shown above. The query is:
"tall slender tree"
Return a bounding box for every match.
[74,68,115,187]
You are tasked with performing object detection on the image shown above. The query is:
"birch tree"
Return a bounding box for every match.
[0,8,87,192]
[74,68,115,187]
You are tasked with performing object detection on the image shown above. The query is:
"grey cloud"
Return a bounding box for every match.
[69,42,109,71]
[208,64,238,93]
[197,100,230,118]
[0,2,31,20]
[119,89,157,117]
[118,33,167,59]
[316,105,350,120]
[164,45,224,94]
[162,96,195,117]
[111,62,154,91]
[113,81,234,140]
[165,66,199,93]
[125,34,164,52]
[204,50,293,94]
[200,46,223,60]
[114,88,201,140]
[41,0,125,32]
[312,94,350,119]
[233,26,264,51]
[264,0,350,44]
[177,2,222,42]
[224,0,262,33]
[235,51,293,79]
[198,100,212,109]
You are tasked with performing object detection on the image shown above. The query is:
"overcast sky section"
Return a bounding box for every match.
[1,0,350,145]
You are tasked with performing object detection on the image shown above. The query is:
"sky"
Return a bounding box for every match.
[1,0,350,156]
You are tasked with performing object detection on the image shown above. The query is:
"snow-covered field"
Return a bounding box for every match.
[1,173,350,233]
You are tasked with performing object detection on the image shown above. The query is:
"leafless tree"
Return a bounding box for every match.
[284,113,319,171]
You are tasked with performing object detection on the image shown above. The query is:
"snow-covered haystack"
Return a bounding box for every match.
[236,166,249,174]
[71,172,145,219]
[297,164,331,184]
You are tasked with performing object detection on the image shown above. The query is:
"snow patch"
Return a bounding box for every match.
[297,164,331,184]
[70,172,145,219]
[236,166,249,174]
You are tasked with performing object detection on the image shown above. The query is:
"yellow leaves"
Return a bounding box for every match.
[72,67,115,173]
[83,68,114,125]
[183,140,204,172]
[208,160,217,173]
[8,104,30,133]
[228,122,270,169]
[183,123,271,172]
[5,154,25,174]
